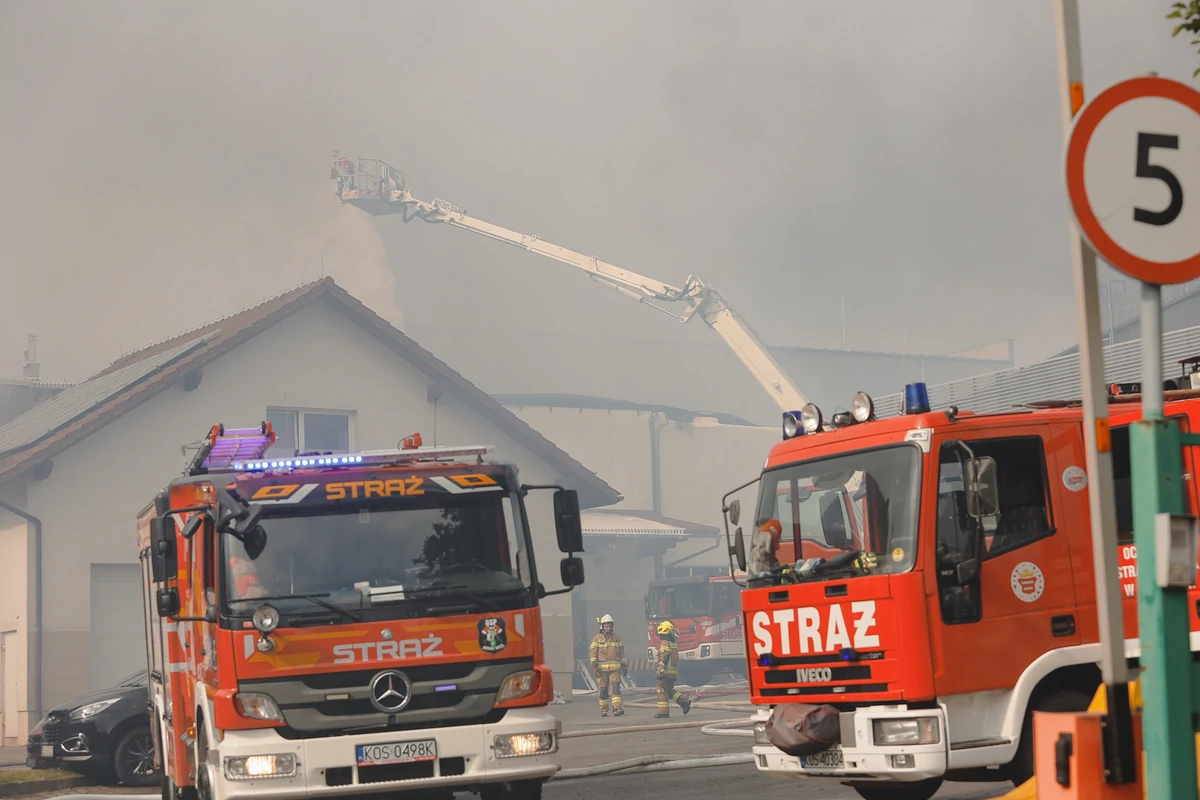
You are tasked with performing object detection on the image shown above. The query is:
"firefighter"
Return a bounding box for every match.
[589,614,628,717]
[653,620,692,718]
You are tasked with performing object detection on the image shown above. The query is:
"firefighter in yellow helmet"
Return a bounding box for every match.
[653,620,692,718]
[589,614,628,717]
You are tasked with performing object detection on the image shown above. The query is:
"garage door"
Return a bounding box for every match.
[90,564,145,691]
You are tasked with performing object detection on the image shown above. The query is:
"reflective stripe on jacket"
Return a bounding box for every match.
[590,633,627,671]
[656,639,678,678]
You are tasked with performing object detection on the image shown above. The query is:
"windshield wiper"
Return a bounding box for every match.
[236,593,362,623]
[405,585,505,611]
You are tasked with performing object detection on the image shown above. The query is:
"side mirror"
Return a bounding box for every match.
[242,526,268,560]
[204,606,218,624]
[733,527,747,572]
[965,457,1000,518]
[553,489,584,554]
[149,516,174,583]
[727,499,741,526]
[956,558,980,585]
[156,587,180,618]
[560,556,585,587]
[180,515,203,539]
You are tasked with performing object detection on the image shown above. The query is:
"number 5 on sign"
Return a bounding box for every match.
[1064,75,1200,285]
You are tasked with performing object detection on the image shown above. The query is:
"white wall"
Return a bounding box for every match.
[0,481,29,743]
[12,300,587,712]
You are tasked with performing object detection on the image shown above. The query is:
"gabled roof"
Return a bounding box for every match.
[0,277,622,509]
[492,393,758,427]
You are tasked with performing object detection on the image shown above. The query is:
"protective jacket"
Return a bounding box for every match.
[590,632,627,673]
[656,638,679,679]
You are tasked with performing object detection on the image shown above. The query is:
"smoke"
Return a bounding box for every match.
[1,1,1197,384]
[0,2,402,380]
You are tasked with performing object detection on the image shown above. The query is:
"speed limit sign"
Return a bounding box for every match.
[1065,75,1200,285]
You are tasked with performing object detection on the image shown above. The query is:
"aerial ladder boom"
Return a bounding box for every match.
[331,155,810,411]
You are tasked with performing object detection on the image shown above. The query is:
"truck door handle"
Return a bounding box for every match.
[1051,615,1076,637]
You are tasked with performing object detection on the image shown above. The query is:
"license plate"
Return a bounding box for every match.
[800,747,843,770]
[356,739,437,767]
[41,745,54,758]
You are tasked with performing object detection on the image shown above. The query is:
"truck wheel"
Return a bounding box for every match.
[114,727,160,787]
[1009,687,1092,786]
[480,779,543,800]
[851,778,943,800]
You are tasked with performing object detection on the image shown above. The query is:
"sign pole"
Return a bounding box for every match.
[1053,0,1136,783]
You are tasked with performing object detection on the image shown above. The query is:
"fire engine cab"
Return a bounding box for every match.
[644,575,744,686]
[137,423,585,800]
[725,384,1200,800]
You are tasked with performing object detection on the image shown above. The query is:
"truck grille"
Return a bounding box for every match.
[240,657,531,735]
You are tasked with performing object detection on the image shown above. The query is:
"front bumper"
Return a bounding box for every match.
[750,706,947,783]
[210,708,561,800]
[30,723,109,770]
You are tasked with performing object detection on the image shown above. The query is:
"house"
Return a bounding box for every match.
[0,277,622,744]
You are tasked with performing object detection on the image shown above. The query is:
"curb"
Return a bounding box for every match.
[0,775,90,798]
[552,752,754,781]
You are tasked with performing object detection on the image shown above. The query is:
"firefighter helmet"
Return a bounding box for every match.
[599,614,615,629]
[656,620,675,636]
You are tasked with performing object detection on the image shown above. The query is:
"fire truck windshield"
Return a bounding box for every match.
[752,443,921,580]
[221,491,533,619]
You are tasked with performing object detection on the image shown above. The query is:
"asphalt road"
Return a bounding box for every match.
[545,767,1017,800]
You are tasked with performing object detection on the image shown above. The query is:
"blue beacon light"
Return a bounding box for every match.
[904,382,931,415]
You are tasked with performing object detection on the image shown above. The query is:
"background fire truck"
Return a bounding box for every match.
[137,423,585,800]
[643,575,745,687]
[726,384,1200,800]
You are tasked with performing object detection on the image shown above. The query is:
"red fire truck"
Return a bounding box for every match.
[643,575,744,686]
[724,385,1200,800]
[137,423,585,800]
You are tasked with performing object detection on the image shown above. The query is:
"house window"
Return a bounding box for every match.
[266,408,353,456]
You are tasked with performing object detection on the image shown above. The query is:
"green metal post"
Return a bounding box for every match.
[1131,415,1198,798]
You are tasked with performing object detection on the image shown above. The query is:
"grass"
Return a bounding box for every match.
[0,768,82,785]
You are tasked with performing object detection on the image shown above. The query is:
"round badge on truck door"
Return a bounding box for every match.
[478,617,508,653]
[1011,562,1046,603]
[1062,466,1088,492]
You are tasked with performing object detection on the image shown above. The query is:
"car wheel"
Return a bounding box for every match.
[114,727,160,787]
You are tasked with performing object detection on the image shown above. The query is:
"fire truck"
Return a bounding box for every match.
[137,423,586,800]
[723,384,1200,800]
[643,575,744,686]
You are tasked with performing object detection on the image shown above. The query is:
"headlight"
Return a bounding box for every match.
[496,671,537,703]
[235,693,284,721]
[852,392,874,423]
[69,699,119,721]
[800,403,823,433]
[224,753,296,780]
[252,604,280,633]
[493,732,556,758]
[753,721,771,746]
[872,717,940,746]
[783,411,801,439]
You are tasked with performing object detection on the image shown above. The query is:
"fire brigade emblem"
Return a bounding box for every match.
[478,617,507,654]
[1010,561,1045,603]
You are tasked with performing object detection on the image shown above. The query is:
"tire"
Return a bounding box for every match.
[113,727,160,787]
[852,778,943,800]
[480,779,544,800]
[1009,687,1092,787]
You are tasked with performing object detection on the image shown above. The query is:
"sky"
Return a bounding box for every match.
[1,1,1197,384]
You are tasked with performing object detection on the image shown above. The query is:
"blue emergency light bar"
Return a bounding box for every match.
[227,444,495,474]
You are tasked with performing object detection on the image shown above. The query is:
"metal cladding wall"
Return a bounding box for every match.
[875,323,1200,417]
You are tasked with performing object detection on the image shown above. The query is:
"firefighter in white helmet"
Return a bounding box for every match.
[589,614,628,717]
[653,620,692,718]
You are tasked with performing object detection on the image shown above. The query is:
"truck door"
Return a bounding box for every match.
[930,427,1081,699]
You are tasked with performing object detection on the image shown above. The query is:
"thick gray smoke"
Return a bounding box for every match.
[1,1,1195,381]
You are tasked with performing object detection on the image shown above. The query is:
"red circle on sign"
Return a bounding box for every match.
[1065,76,1200,285]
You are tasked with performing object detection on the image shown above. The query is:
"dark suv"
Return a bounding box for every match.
[25,670,159,787]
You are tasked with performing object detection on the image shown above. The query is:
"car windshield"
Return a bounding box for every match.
[221,490,533,616]
[752,443,921,580]
[646,583,711,620]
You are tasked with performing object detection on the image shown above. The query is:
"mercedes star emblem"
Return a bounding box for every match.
[369,670,413,713]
